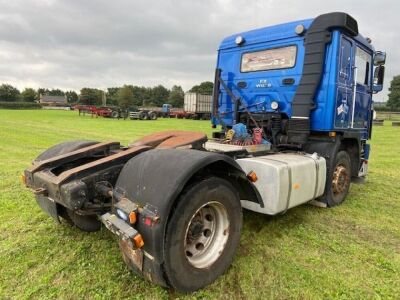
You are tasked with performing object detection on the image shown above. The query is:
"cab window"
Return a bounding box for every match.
[241,45,297,72]
[355,47,371,85]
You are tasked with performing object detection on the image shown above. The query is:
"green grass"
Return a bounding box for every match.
[0,110,399,299]
[376,112,400,121]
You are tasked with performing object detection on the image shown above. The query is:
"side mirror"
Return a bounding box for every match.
[372,65,385,92]
[374,51,386,66]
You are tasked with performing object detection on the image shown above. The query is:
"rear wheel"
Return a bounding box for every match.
[65,209,101,232]
[326,150,351,207]
[111,110,119,118]
[34,140,102,232]
[164,177,242,292]
[35,140,98,162]
[138,111,146,120]
[149,111,157,120]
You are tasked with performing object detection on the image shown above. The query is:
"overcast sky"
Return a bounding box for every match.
[0,0,397,101]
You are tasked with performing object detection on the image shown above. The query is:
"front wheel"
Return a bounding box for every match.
[164,177,242,293]
[326,150,351,207]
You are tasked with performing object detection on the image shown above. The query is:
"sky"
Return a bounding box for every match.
[0,0,397,101]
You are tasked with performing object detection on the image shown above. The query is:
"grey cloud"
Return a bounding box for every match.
[0,0,397,100]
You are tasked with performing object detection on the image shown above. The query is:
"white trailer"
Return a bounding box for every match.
[183,93,212,119]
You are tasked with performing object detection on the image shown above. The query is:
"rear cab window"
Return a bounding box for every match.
[241,45,297,72]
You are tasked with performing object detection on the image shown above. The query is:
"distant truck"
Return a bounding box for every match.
[129,104,172,120]
[183,93,212,119]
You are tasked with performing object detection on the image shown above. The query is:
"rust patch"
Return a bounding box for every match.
[29,141,120,173]
[119,239,144,272]
[131,130,207,149]
[55,145,150,184]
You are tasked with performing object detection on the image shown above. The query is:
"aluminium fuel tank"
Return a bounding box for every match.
[237,153,326,215]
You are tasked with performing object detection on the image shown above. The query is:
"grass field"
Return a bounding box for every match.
[0,110,399,299]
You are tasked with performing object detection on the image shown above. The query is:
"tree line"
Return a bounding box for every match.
[2,76,400,110]
[387,75,400,110]
[0,81,214,108]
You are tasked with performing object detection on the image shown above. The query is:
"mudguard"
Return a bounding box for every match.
[114,148,257,286]
[304,136,342,204]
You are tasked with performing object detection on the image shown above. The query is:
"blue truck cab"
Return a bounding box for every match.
[211,12,386,205]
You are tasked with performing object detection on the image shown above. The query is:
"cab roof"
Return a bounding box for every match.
[218,18,313,50]
[218,17,373,51]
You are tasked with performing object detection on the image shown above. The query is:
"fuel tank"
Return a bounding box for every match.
[236,153,326,215]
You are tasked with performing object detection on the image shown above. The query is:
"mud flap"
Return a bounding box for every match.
[35,195,60,223]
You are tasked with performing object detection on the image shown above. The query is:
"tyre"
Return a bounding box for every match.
[34,140,102,232]
[325,150,351,207]
[149,111,157,120]
[138,111,146,120]
[111,110,119,118]
[164,177,242,292]
[65,209,101,232]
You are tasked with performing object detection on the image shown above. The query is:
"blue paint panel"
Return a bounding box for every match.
[216,37,304,125]
[213,17,376,140]
[334,35,353,129]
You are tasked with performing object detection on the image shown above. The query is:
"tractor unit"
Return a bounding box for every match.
[23,12,386,292]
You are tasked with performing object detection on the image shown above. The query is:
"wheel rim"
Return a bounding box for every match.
[184,201,230,269]
[332,164,349,196]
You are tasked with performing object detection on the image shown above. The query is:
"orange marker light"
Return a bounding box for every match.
[129,211,137,224]
[247,171,258,182]
[133,234,144,248]
[329,131,336,137]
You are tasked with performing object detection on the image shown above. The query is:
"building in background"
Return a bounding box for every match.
[39,95,67,105]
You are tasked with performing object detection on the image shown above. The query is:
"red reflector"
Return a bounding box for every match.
[144,217,152,226]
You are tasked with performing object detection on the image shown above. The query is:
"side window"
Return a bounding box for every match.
[339,38,352,80]
[355,47,371,85]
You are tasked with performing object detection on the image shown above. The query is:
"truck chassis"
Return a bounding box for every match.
[24,130,340,292]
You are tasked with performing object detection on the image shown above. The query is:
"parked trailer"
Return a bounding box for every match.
[184,93,212,119]
[168,108,189,119]
[74,105,126,118]
[23,12,385,293]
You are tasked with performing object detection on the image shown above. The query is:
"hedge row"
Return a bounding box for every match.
[374,106,400,112]
[0,101,42,109]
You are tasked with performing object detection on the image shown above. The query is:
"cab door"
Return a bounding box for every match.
[335,36,353,128]
[352,46,372,131]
